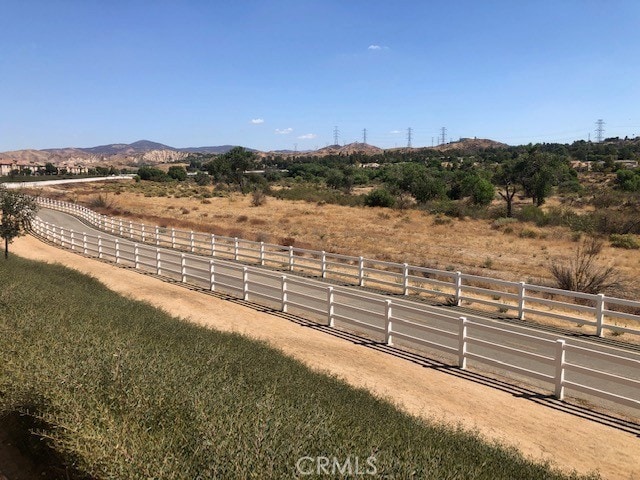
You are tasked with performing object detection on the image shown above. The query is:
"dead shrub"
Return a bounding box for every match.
[280,237,296,247]
[237,215,249,223]
[549,236,623,295]
[250,189,267,207]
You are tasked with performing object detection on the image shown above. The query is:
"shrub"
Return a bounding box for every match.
[250,189,267,207]
[549,236,623,294]
[491,217,518,229]
[516,205,547,226]
[167,166,188,181]
[137,166,171,182]
[364,188,395,208]
[610,233,640,249]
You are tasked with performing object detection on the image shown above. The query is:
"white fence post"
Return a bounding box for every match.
[115,239,120,263]
[119,220,123,237]
[518,282,526,320]
[243,267,249,301]
[554,339,566,400]
[156,248,161,275]
[83,233,87,254]
[403,263,410,295]
[455,272,463,306]
[60,227,65,247]
[155,226,160,246]
[358,256,365,287]
[210,234,216,257]
[129,221,134,239]
[458,316,468,369]
[234,238,239,261]
[181,254,186,283]
[134,244,139,269]
[70,231,75,250]
[209,260,215,291]
[288,246,294,272]
[171,228,176,249]
[327,286,335,327]
[141,224,146,243]
[385,299,393,345]
[281,275,288,313]
[321,251,327,278]
[596,294,605,337]
[190,231,195,253]
[98,236,103,259]
[259,242,265,266]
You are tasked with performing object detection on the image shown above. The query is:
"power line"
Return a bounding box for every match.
[595,119,605,143]
[333,126,340,146]
[362,128,367,144]
[440,127,447,145]
[407,127,412,148]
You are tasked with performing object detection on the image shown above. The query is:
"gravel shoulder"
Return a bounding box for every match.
[10,235,640,480]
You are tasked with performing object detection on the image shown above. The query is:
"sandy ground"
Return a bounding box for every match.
[10,235,640,480]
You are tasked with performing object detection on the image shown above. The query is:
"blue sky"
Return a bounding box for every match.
[1,0,639,152]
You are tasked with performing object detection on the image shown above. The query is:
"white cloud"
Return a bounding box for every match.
[250,118,264,124]
[298,133,317,139]
[368,45,382,50]
[275,128,293,134]
[389,130,402,134]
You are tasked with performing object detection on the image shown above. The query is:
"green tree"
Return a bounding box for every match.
[167,165,188,181]
[137,166,170,182]
[0,187,39,259]
[364,188,395,208]
[495,160,519,217]
[465,176,495,206]
[205,147,256,190]
[44,162,58,175]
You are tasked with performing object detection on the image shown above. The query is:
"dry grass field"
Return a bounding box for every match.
[35,180,640,300]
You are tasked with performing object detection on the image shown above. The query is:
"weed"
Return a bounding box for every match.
[610,234,640,249]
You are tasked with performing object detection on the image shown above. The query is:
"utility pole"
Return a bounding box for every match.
[362,128,367,144]
[595,119,605,143]
[440,127,447,145]
[407,127,412,148]
[333,126,340,146]
[431,137,434,147]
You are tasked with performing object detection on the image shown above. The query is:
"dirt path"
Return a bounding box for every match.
[9,235,640,480]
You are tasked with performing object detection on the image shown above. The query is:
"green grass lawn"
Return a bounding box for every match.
[0,256,598,479]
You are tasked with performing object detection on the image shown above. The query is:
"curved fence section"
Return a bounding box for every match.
[35,197,640,339]
[31,216,640,415]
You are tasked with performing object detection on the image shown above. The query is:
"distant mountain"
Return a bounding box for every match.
[429,138,508,152]
[178,145,243,154]
[310,142,384,157]
[79,140,175,156]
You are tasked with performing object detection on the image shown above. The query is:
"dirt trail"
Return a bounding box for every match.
[9,235,640,480]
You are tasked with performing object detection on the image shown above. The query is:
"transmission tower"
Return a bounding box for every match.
[407,127,412,148]
[362,128,367,144]
[333,126,340,146]
[440,127,447,145]
[595,119,605,143]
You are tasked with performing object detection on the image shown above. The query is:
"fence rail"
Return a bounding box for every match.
[31,216,640,414]
[36,197,640,339]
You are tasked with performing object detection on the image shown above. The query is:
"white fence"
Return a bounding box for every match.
[31,216,640,414]
[36,197,640,339]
